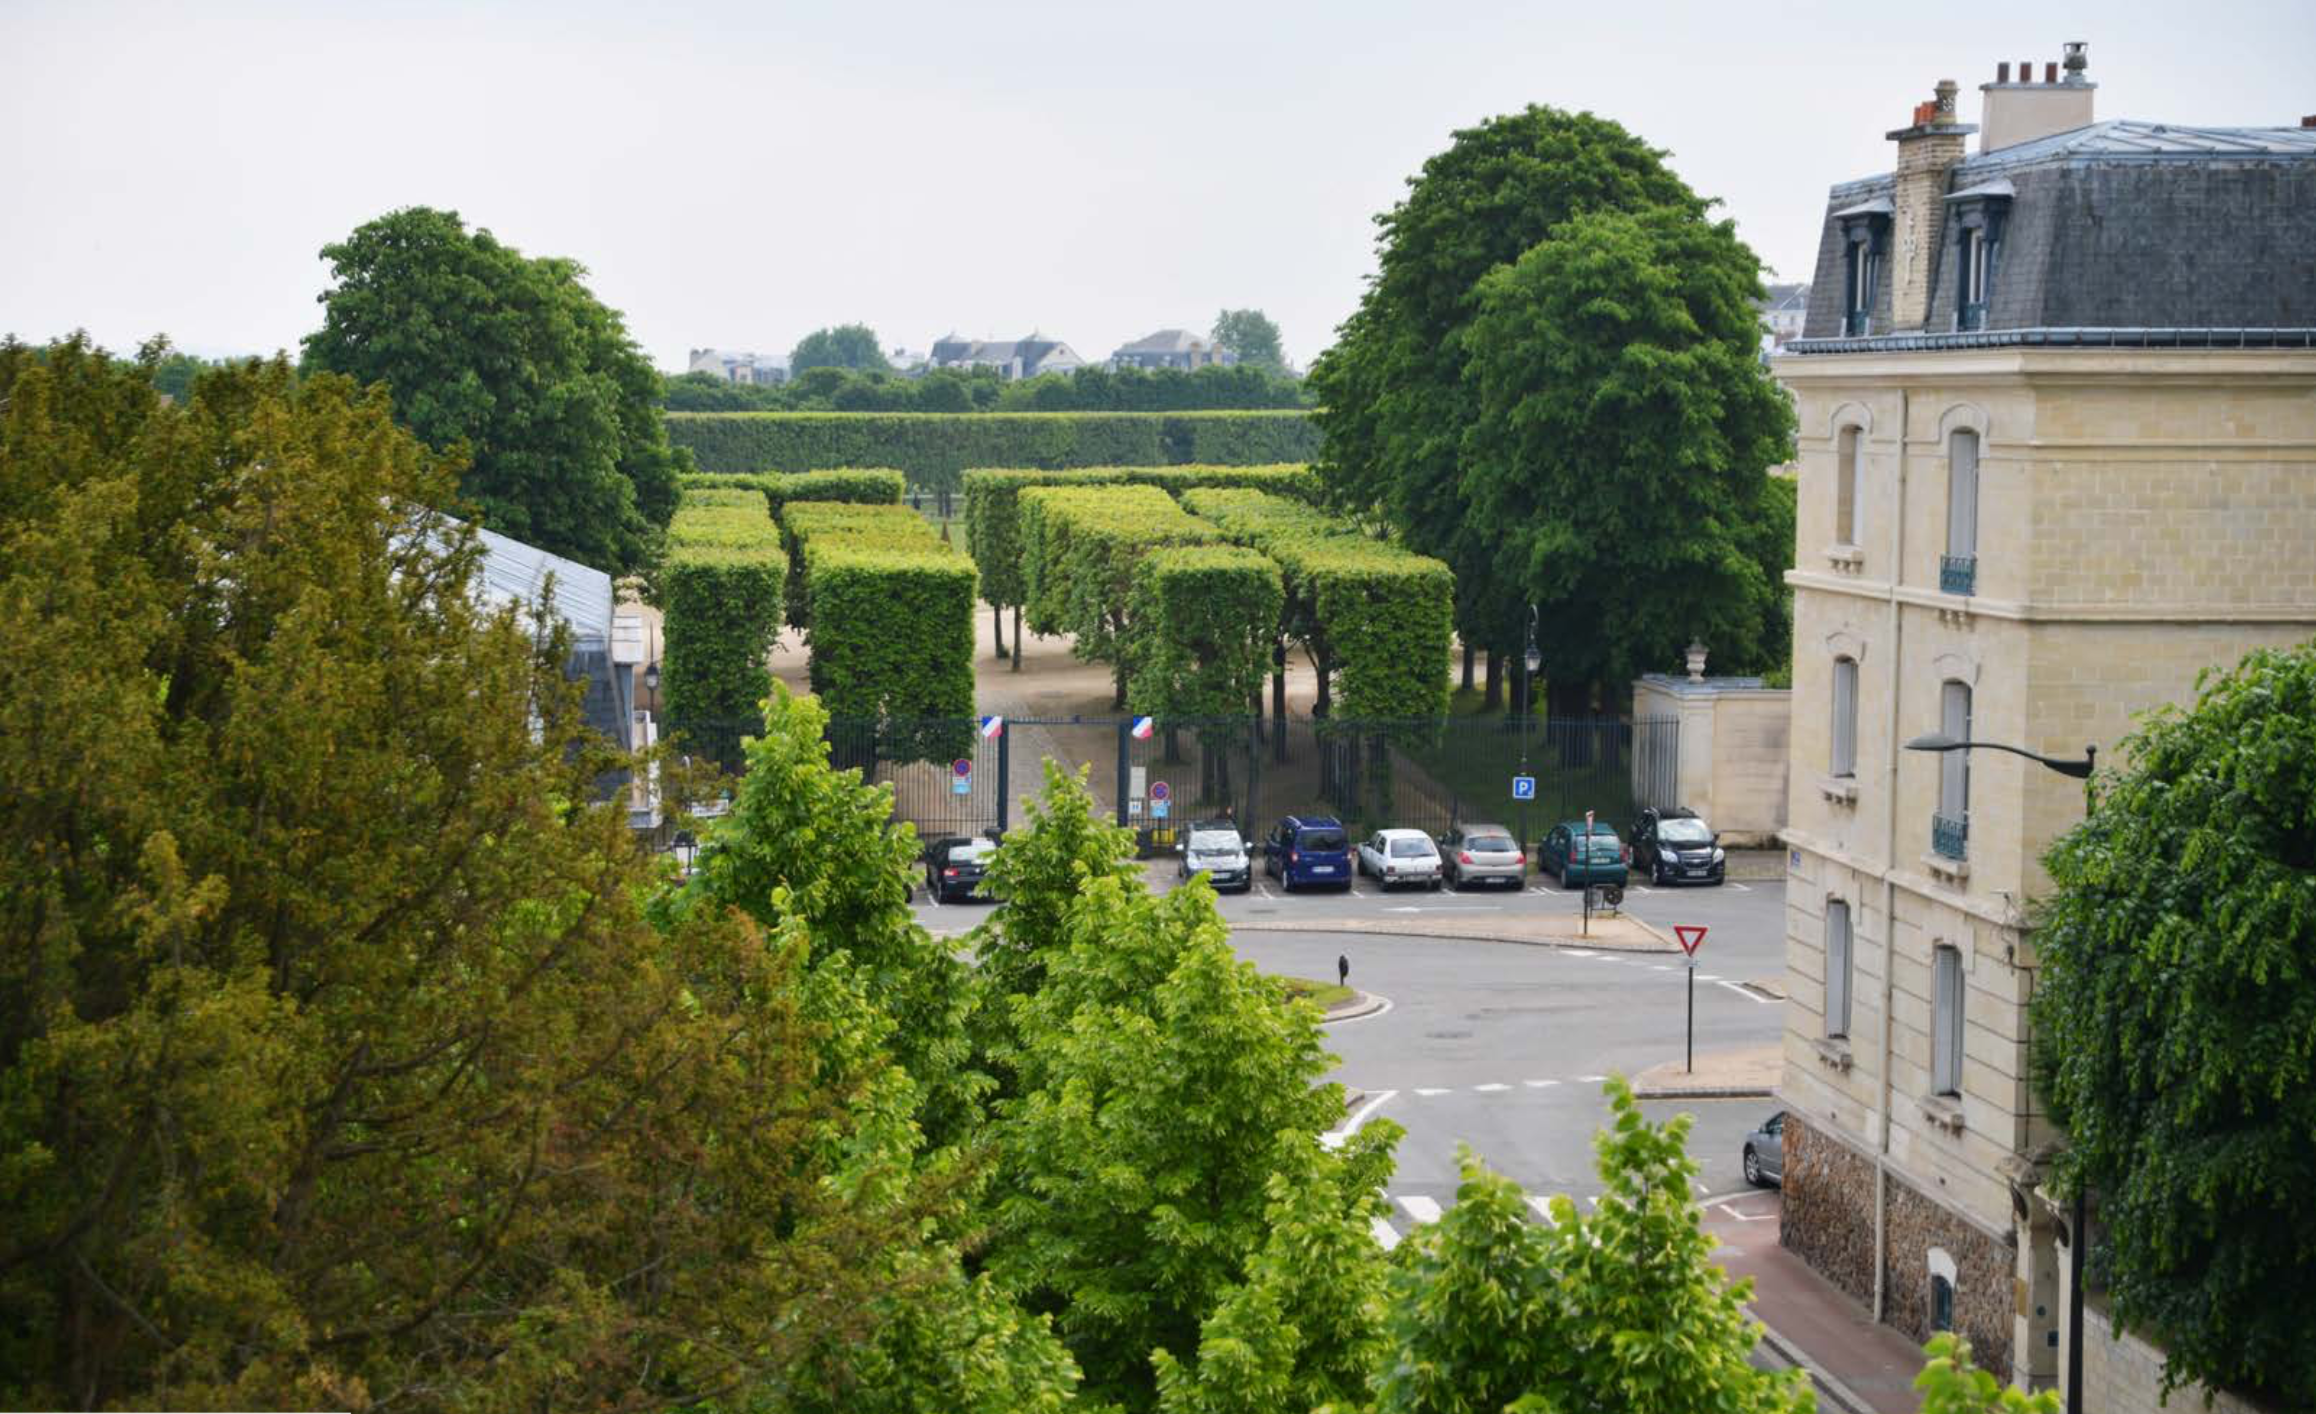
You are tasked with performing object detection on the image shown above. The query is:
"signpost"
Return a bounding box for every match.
[952,757,972,795]
[1150,780,1170,820]
[1674,925,1709,1072]
[1511,775,1535,800]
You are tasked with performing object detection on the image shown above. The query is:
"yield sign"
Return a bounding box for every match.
[1674,925,1709,957]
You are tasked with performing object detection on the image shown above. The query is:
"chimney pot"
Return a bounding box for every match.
[2045,61,2059,83]
[1997,62,2011,83]
[2303,115,2316,128]
[2020,58,2032,81]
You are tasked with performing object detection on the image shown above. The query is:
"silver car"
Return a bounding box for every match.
[1357,828,1444,890]
[1440,822,1526,890]
[1177,825,1253,892]
[1743,1111,1786,1187]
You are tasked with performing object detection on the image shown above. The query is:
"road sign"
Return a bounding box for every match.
[1152,799,1169,819]
[1511,774,1536,800]
[953,777,971,795]
[952,757,973,778]
[1150,780,1170,802]
[1675,923,1710,1074]
[1674,924,1709,956]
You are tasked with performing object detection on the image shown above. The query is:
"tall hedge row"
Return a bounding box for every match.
[665,411,1322,493]
[679,469,905,514]
[1126,545,1285,724]
[661,495,785,762]
[1017,486,1222,707]
[780,500,975,760]
[1180,488,1453,727]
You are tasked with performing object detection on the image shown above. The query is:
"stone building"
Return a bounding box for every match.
[1770,45,2316,1404]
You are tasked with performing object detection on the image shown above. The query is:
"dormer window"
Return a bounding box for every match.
[1945,180,2013,332]
[1833,200,1893,337]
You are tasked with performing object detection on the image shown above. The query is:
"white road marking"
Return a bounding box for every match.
[1370,1215,1403,1249]
[1397,1195,1444,1224]
[1717,1203,1775,1222]
[1527,1195,1559,1225]
[1651,964,1672,971]
[1327,995,1395,1026]
[1716,980,1774,1005]
[1322,1089,1399,1149]
[1473,1082,1510,1093]
[1728,882,1753,892]
[1562,949,1596,958]
[1578,1074,1607,1083]
[1522,1079,1559,1089]
[1413,1087,1452,1097]
[1698,974,1722,982]
[1697,1187,1766,1207]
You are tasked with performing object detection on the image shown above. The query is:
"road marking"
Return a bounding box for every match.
[1413,1087,1452,1097]
[1473,1082,1510,1092]
[1729,882,1753,892]
[1322,1089,1398,1149]
[1717,1203,1775,1222]
[1255,881,1276,899]
[1527,1195,1559,1225]
[1562,948,1595,957]
[1522,1079,1559,1089]
[1697,1187,1765,1208]
[1698,974,1722,982]
[1328,994,1395,1026]
[1651,964,1672,971]
[1578,1074,1607,1083]
[1370,1215,1402,1250]
[1715,980,1774,1005]
[1397,1195,1444,1224]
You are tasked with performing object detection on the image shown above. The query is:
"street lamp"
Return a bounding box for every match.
[1903,730,2096,1414]
[1522,605,1541,721]
[643,660,661,716]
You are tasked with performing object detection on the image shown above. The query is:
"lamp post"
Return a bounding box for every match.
[643,660,661,717]
[1903,730,2096,1413]
[1520,606,1541,857]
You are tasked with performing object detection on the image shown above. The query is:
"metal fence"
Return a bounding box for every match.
[666,710,1680,854]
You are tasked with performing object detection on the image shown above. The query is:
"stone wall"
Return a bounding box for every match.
[1780,1114,1876,1309]
[2079,1303,2282,1414]
[1882,1165,2013,1374]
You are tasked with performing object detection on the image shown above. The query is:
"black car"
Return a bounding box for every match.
[924,835,998,903]
[1630,807,1726,886]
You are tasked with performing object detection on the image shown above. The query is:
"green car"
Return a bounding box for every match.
[1538,820,1630,888]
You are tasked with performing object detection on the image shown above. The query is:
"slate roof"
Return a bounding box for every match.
[1117,328,1207,353]
[1796,120,2316,348]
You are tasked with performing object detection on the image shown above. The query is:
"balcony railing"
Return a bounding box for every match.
[1939,554,1977,596]
[1932,812,1969,861]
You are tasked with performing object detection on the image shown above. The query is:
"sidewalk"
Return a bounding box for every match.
[1633,1042,1781,1099]
[1705,1192,1930,1414]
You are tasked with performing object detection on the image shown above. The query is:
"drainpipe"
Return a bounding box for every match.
[1874,389,1910,1321]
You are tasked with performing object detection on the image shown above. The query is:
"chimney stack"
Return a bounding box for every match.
[1886,80,1975,330]
[1980,42,2097,153]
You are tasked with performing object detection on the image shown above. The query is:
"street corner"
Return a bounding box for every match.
[1322,988,1392,1024]
[1633,1043,1782,1099]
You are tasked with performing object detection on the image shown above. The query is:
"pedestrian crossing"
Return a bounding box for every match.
[1365,1185,1720,1248]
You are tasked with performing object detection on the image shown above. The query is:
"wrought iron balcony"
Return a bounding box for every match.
[1931,812,1969,861]
[1939,554,1977,596]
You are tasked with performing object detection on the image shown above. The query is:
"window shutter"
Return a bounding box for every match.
[1933,946,1964,1096]
[1946,431,1979,559]
[1940,681,1972,818]
[1825,900,1852,1038]
[1832,658,1859,777]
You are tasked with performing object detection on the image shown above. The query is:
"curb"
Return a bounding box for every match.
[1323,989,1389,1023]
[1632,1083,1776,1100]
[1234,918,1679,955]
[1753,1320,1880,1414]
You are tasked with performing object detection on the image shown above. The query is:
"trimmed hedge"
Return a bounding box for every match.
[661,496,785,764]
[1180,488,1453,728]
[780,500,975,761]
[1126,544,1285,724]
[665,411,1322,493]
[1017,485,1216,654]
[679,468,904,515]
[1119,463,1321,502]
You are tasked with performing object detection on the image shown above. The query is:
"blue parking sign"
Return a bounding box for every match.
[1511,775,1536,800]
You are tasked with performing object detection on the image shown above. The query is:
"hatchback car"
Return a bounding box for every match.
[1263,815,1353,891]
[1178,823,1253,892]
[1538,820,1630,888]
[1631,807,1726,886]
[1742,1110,1785,1187]
[1357,828,1444,890]
[1438,822,1524,890]
[924,835,998,903]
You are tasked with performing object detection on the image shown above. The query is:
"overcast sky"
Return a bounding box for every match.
[5,0,2310,372]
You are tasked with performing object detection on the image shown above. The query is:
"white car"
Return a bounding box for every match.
[1357,828,1444,890]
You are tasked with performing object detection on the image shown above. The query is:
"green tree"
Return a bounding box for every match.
[1915,1333,2061,1414]
[2030,641,2316,1403]
[0,338,970,1409]
[303,205,685,572]
[1459,206,1796,702]
[791,322,893,374]
[1211,309,1286,371]
[1372,1080,1811,1414]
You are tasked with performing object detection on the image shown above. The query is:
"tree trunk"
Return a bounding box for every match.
[1011,606,1023,672]
[993,604,1008,662]
[1271,641,1289,764]
[1311,645,1332,719]
[1461,639,1476,692]
[1112,661,1128,711]
[1483,649,1504,712]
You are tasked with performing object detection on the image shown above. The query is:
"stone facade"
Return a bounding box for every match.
[1630,675,1790,845]
[1773,340,2316,1394]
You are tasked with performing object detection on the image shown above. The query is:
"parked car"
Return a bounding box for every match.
[1357,828,1444,890]
[1178,822,1253,892]
[1538,820,1630,889]
[1262,814,1353,891]
[924,835,997,903]
[1438,822,1525,890]
[1630,806,1726,886]
[1743,1110,1786,1187]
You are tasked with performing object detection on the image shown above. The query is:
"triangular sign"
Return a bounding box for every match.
[1673,925,1708,957]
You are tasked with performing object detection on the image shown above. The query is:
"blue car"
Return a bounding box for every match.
[1262,814,1353,891]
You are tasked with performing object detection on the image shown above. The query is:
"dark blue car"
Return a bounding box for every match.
[1262,814,1353,891]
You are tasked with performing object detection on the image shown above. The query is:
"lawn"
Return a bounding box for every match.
[1273,975,1354,1010]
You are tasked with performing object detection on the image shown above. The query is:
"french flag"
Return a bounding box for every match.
[980,715,1004,739]
[1131,716,1155,740]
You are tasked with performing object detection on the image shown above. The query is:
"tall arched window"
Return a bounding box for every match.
[1941,430,1979,595]
[1934,680,1972,860]
[1831,657,1860,779]
[1835,426,1861,547]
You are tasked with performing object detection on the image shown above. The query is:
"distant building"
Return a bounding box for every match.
[1758,283,1810,355]
[927,333,1087,380]
[686,348,788,385]
[887,347,930,376]
[1110,328,1237,371]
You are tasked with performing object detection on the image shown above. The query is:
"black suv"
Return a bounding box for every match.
[1629,807,1725,886]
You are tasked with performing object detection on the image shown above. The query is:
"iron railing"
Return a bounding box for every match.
[1932,812,1969,861]
[1939,554,1977,596]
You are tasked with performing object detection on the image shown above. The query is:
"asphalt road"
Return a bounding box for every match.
[918,871,1793,1243]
